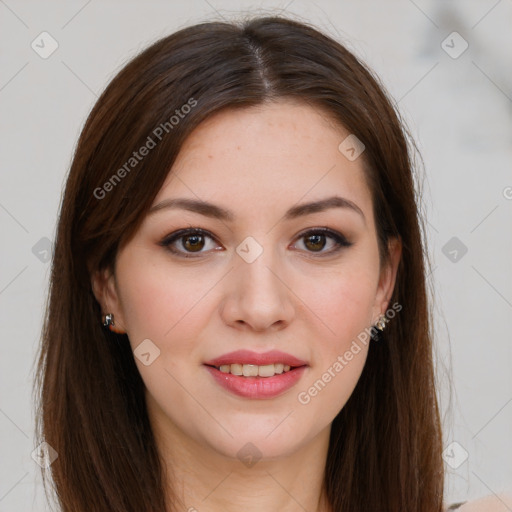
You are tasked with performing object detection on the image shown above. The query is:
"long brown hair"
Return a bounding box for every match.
[33,15,444,512]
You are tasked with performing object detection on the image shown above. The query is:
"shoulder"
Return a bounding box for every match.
[447,494,512,511]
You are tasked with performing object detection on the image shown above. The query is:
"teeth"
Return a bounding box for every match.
[217,363,295,377]
[258,364,275,377]
[230,363,243,375]
[243,364,259,377]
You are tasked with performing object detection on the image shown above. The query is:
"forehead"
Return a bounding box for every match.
[152,100,373,226]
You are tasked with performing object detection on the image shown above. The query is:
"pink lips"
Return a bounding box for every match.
[203,349,309,399]
[203,349,308,368]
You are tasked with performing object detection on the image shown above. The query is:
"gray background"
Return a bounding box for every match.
[1,0,511,510]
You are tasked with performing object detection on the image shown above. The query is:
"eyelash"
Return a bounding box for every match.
[159,227,353,259]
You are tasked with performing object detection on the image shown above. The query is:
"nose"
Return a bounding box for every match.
[220,246,295,332]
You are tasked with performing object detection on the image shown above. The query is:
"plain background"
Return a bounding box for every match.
[1,0,511,510]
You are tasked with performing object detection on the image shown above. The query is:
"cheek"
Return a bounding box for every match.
[116,254,213,343]
[294,268,375,418]
[300,261,379,349]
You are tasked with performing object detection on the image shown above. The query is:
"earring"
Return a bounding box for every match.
[371,314,388,341]
[375,314,388,332]
[102,313,114,327]
[102,313,125,334]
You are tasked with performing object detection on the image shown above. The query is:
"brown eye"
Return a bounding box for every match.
[294,228,353,256]
[160,228,220,258]
[181,234,205,252]
[304,233,327,252]
[160,227,352,259]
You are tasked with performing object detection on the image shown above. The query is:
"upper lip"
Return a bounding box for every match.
[204,350,308,367]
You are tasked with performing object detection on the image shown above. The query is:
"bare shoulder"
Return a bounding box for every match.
[453,494,512,512]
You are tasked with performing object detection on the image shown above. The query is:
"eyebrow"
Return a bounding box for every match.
[148,195,365,224]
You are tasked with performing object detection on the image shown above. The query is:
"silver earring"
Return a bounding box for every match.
[371,314,388,341]
[102,313,114,327]
[375,314,388,332]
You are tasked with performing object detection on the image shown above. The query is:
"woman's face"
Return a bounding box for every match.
[93,99,400,461]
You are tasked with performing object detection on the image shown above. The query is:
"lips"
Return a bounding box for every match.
[204,364,308,399]
[203,350,308,399]
[203,349,308,368]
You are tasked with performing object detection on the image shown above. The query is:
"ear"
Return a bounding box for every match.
[90,266,127,333]
[372,236,402,322]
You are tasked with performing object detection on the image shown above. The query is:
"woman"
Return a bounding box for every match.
[33,15,506,512]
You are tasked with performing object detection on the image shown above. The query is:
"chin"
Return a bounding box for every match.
[202,415,316,462]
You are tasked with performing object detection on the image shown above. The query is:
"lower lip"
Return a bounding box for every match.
[204,365,307,399]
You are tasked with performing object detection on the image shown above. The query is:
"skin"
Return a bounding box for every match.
[92,99,402,512]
